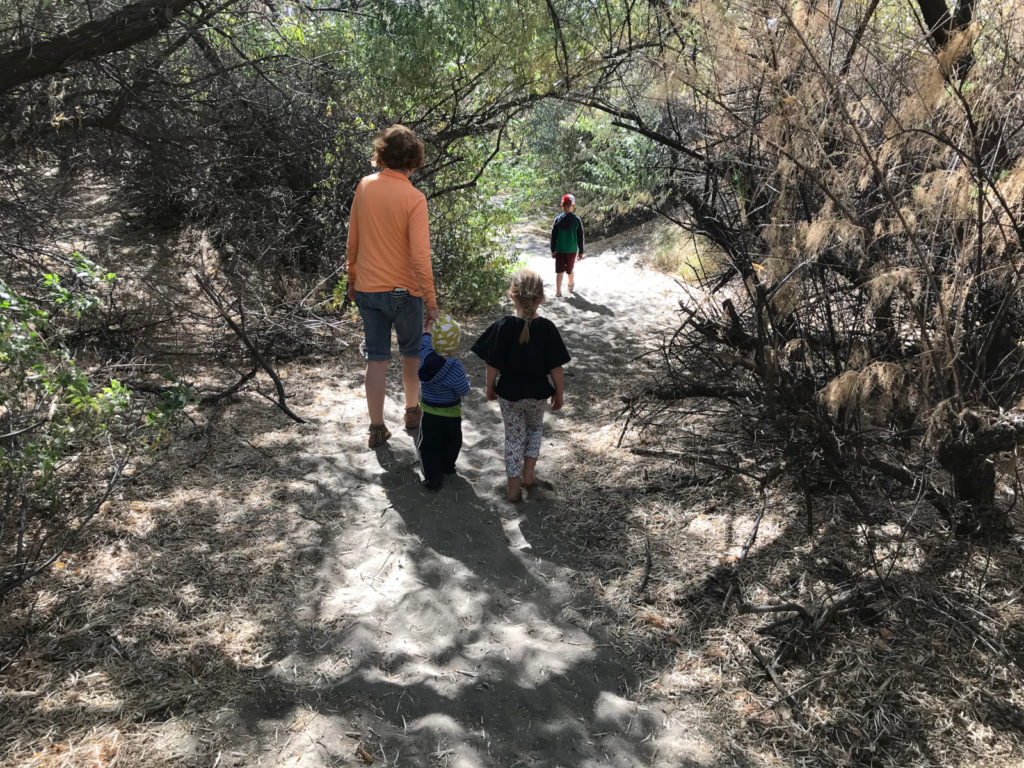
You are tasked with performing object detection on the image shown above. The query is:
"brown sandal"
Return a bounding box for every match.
[368,423,391,449]
[404,405,422,430]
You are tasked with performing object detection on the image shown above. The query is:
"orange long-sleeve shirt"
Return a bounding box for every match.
[346,169,437,310]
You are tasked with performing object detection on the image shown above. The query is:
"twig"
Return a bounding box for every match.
[738,600,813,623]
[195,273,304,423]
[198,364,259,405]
[747,638,803,722]
[636,532,653,598]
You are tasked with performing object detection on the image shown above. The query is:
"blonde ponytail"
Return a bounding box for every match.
[509,270,545,344]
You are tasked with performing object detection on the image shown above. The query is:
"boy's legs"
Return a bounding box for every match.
[445,417,463,474]
[554,254,576,296]
[564,253,577,292]
[417,412,445,486]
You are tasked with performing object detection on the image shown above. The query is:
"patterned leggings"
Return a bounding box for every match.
[498,397,547,478]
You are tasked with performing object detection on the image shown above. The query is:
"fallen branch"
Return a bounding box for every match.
[198,364,260,405]
[195,273,305,424]
[747,638,804,723]
[738,600,813,623]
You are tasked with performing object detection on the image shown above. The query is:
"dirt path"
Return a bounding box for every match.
[207,225,714,767]
[0,219,722,768]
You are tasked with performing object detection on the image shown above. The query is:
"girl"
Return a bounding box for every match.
[471,271,571,502]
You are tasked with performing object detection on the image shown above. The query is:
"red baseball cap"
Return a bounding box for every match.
[561,193,575,206]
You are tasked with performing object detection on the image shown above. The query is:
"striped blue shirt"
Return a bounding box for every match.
[419,333,470,415]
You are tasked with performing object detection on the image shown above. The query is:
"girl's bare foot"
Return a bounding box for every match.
[507,476,523,502]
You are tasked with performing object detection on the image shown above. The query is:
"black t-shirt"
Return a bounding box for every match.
[471,315,571,401]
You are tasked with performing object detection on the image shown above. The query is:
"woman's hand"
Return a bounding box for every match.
[425,307,439,329]
[486,386,498,401]
[551,391,564,411]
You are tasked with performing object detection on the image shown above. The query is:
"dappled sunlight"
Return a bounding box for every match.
[1,224,717,767]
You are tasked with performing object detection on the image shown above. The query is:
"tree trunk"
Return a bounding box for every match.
[917,0,954,50]
[937,412,1021,536]
[0,0,200,94]
[915,0,977,74]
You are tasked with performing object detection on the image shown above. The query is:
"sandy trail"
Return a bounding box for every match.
[225,225,713,767]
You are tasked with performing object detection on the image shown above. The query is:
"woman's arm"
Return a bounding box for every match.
[408,194,438,320]
[345,186,361,300]
[486,364,499,401]
[549,366,564,411]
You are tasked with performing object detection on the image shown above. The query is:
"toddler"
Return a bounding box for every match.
[417,313,470,490]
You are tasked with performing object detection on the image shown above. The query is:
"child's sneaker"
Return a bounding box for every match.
[421,479,443,491]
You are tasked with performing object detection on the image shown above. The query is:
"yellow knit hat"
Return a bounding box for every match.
[432,313,460,356]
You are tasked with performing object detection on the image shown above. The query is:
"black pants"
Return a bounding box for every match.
[417,412,462,482]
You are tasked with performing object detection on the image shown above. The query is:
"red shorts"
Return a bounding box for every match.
[554,252,577,273]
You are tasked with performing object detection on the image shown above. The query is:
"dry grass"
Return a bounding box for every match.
[0,382,350,767]
[541,391,1024,767]
[644,222,721,283]
[6,344,1021,767]
[4,201,1024,766]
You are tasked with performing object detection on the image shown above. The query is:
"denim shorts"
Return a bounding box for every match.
[355,289,424,361]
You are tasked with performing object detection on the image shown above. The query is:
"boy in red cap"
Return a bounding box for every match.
[550,193,584,297]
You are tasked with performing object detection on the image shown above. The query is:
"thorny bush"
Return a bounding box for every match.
[603,0,1024,538]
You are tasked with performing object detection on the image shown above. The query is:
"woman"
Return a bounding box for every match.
[346,125,440,448]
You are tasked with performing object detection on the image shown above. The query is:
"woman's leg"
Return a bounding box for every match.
[355,291,394,434]
[393,294,425,428]
[365,360,387,425]
[401,355,420,426]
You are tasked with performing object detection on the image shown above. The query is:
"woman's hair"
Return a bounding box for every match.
[509,270,545,344]
[372,124,425,171]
